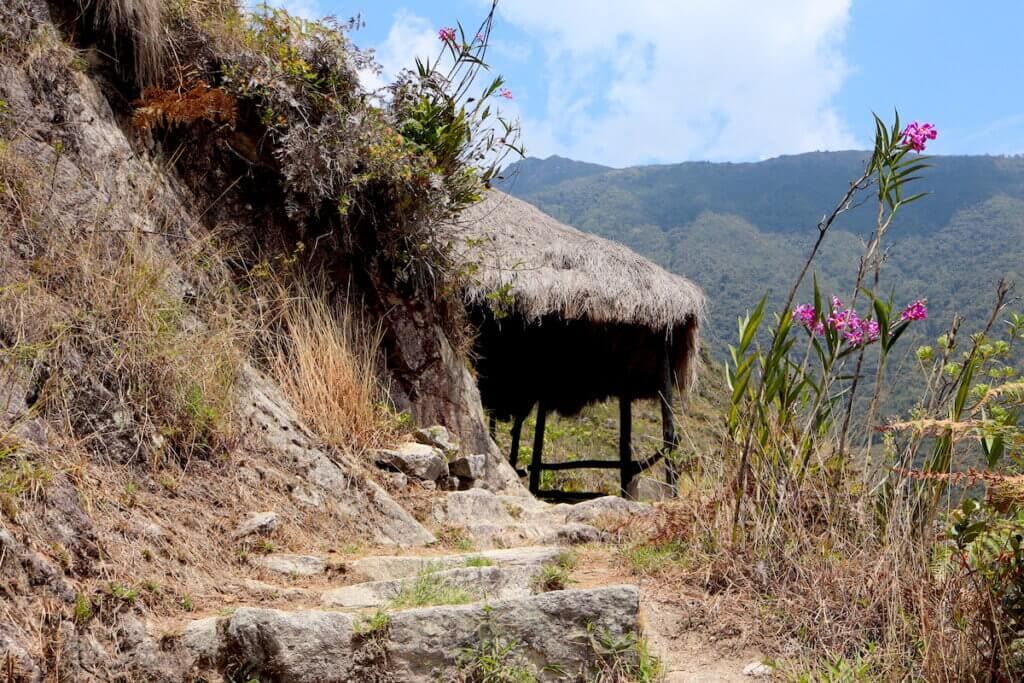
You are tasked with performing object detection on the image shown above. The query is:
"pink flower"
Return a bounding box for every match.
[901,122,938,152]
[499,88,514,100]
[793,304,817,327]
[438,27,457,43]
[900,299,928,321]
[795,296,882,346]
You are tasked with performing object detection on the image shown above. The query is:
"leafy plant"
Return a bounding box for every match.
[457,605,541,683]
[531,564,571,592]
[585,626,664,683]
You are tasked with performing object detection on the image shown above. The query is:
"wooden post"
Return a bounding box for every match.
[660,345,681,496]
[619,396,636,499]
[508,413,525,469]
[529,403,547,494]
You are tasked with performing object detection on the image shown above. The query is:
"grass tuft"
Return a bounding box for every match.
[268,279,392,453]
[388,569,474,609]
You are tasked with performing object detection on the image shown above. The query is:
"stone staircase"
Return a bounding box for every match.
[126,492,654,682]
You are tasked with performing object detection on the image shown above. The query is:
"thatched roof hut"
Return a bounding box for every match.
[450,190,705,498]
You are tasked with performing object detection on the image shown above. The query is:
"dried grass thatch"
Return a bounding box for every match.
[452,190,705,330]
[449,190,705,418]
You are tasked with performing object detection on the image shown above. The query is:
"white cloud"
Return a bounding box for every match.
[495,0,857,165]
[358,11,444,92]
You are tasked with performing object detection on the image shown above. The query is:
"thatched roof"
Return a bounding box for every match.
[451,190,705,329]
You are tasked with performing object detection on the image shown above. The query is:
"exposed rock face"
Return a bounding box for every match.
[430,489,652,548]
[241,367,435,547]
[380,306,522,494]
[232,511,280,540]
[253,553,327,577]
[413,425,460,454]
[375,442,449,482]
[449,453,486,481]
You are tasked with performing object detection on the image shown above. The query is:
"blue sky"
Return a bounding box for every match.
[281,0,1024,167]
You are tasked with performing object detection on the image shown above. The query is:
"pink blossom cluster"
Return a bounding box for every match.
[438,26,457,43]
[901,122,937,152]
[900,299,928,321]
[794,297,927,346]
[499,88,514,100]
[793,297,880,346]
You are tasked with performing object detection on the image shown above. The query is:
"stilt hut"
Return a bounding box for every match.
[451,190,705,499]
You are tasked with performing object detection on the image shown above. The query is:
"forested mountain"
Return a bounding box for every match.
[496,152,1024,360]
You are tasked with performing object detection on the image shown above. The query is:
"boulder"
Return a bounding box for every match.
[564,496,648,525]
[449,453,486,481]
[375,443,448,481]
[226,608,356,682]
[231,511,280,540]
[413,425,460,455]
[241,366,435,547]
[433,489,516,527]
[253,553,326,577]
[384,585,641,682]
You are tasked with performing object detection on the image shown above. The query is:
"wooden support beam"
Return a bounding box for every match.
[536,459,623,471]
[660,342,681,496]
[619,396,636,499]
[508,413,525,469]
[528,403,547,494]
[535,490,608,502]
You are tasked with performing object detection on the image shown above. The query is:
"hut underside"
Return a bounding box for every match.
[473,308,698,499]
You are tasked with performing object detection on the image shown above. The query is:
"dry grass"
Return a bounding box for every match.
[616,483,993,680]
[83,0,166,85]
[269,279,393,454]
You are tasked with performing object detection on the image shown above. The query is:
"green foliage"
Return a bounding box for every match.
[457,605,542,683]
[353,610,390,637]
[586,626,664,683]
[388,569,474,609]
[622,541,686,576]
[213,3,522,295]
[795,645,876,682]
[553,550,577,571]
[531,564,571,592]
[74,592,94,625]
[464,555,495,568]
[724,114,935,530]
[106,582,139,604]
[0,443,52,518]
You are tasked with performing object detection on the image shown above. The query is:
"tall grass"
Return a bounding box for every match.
[269,280,392,453]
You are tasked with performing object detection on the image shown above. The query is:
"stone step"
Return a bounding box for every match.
[429,489,651,548]
[321,564,540,609]
[146,585,641,683]
[349,545,566,581]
